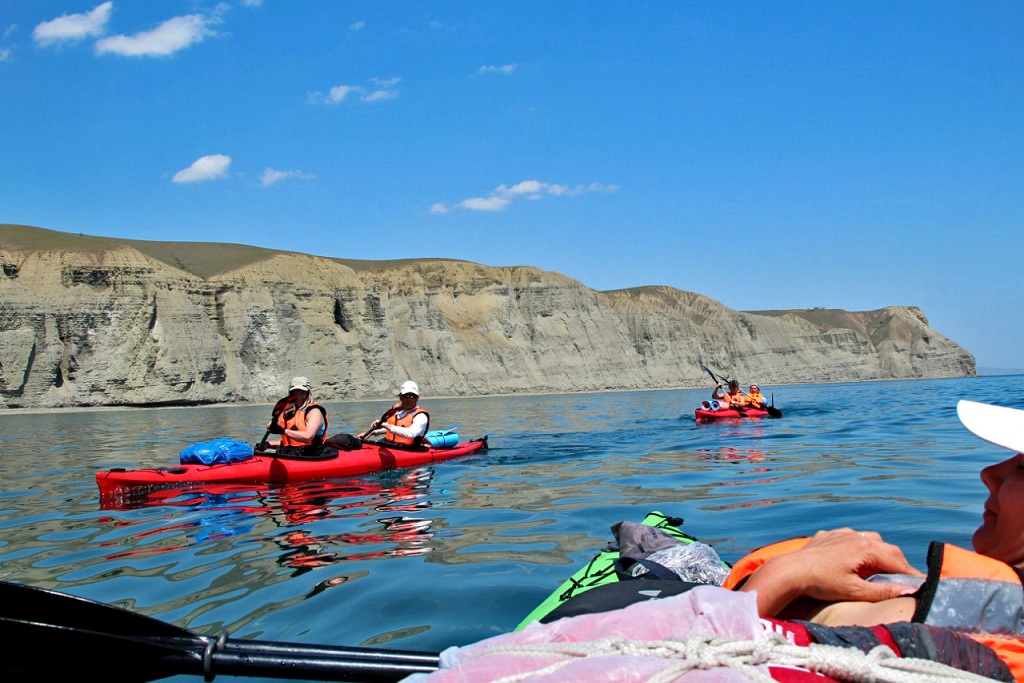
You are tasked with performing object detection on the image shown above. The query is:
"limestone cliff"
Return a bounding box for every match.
[0,224,975,409]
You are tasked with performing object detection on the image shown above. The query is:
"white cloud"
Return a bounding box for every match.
[429,202,449,214]
[2,24,18,58]
[350,21,366,31]
[172,154,231,183]
[309,78,401,105]
[260,168,315,187]
[363,88,399,102]
[95,11,221,57]
[445,180,619,213]
[459,195,511,212]
[479,63,516,75]
[33,2,112,46]
[324,85,356,103]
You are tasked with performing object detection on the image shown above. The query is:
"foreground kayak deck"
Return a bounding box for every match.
[95,437,488,499]
[516,510,715,629]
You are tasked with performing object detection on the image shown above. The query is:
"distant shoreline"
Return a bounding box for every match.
[1,375,1012,416]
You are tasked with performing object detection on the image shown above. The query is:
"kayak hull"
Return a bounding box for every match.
[95,437,488,498]
[694,407,770,421]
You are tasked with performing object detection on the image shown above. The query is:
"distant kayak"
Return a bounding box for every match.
[96,436,488,502]
[695,406,772,421]
[695,399,781,421]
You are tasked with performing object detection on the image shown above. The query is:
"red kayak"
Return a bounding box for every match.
[695,407,771,421]
[96,437,488,499]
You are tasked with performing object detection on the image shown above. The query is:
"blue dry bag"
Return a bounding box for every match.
[180,438,255,465]
[425,428,459,449]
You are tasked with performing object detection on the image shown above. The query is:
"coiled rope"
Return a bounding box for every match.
[462,632,997,683]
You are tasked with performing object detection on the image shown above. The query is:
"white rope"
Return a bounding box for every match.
[459,632,1000,683]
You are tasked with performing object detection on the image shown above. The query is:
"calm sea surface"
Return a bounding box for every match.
[1,376,1021,680]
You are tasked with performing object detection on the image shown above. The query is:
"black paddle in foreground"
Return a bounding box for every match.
[700,364,783,418]
[0,580,439,682]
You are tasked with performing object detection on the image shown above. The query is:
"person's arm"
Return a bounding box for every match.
[384,412,428,439]
[360,406,400,439]
[712,384,724,399]
[736,528,924,620]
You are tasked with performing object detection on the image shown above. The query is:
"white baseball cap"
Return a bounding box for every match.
[289,376,312,392]
[957,400,1024,454]
[399,380,420,396]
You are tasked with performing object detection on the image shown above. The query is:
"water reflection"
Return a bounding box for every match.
[95,468,439,578]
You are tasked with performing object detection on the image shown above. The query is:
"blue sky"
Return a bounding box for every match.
[2,2,1022,370]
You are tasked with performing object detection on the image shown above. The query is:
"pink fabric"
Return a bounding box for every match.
[403,586,771,682]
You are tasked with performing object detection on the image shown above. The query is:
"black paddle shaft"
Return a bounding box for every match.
[701,365,730,386]
[0,581,438,682]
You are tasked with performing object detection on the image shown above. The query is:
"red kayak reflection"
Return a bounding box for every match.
[97,469,438,568]
[277,516,434,574]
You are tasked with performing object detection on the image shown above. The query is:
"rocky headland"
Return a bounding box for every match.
[0,224,975,410]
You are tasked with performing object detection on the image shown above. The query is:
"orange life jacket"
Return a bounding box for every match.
[725,390,746,408]
[278,402,328,449]
[916,543,1024,682]
[723,538,1024,681]
[746,391,766,408]
[386,406,430,446]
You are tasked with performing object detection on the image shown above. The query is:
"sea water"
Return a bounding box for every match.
[0,375,1018,681]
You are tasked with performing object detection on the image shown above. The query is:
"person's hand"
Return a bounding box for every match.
[739,528,924,617]
[268,422,284,434]
[797,529,923,598]
[254,441,269,453]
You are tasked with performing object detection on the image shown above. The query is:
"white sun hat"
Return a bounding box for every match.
[289,376,312,392]
[957,400,1024,454]
[399,380,420,396]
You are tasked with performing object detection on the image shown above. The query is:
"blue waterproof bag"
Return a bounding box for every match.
[180,438,255,465]
[425,428,459,449]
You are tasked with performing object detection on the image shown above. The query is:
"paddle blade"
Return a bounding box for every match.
[0,617,200,681]
[0,581,438,681]
[0,580,191,638]
[0,581,203,681]
[701,365,718,384]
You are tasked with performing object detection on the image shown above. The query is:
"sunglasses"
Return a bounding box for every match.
[400,393,418,399]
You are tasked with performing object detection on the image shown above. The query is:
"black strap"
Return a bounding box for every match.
[614,557,683,582]
[273,445,339,460]
[541,580,702,624]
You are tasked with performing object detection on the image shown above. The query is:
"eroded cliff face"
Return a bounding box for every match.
[0,236,975,409]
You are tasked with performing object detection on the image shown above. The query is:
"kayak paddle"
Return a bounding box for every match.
[255,396,294,453]
[0,580,439,682]
[359,407,399,441]
[701,364,723,385]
